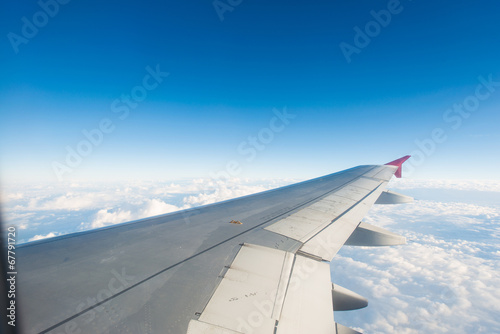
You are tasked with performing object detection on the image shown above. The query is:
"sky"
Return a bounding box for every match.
[1,0,500,183]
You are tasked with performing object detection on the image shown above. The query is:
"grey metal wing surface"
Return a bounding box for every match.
[16,156,413,334]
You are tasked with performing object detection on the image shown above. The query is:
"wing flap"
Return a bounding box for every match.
[264,194,355,242]
[297,186,385,261]
[263,176,384,244]
[192,246,335,334]
[187,320,243,334]
[275,255,334,334]
[361,166,386,178]
[196,244,293,333]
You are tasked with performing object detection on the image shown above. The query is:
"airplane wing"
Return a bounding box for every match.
[16,156,413,334]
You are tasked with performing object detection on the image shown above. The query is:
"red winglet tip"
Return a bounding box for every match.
[385,155,411,178]
[385,155,411,167]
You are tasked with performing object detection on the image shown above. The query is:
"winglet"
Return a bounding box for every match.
[385,155,411,178]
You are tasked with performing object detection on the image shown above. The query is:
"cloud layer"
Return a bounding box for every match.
[1,178,293,241]
[2,178,499,332]
[334,186,500,333]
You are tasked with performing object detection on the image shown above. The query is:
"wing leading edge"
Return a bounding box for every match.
[17,157,412,334]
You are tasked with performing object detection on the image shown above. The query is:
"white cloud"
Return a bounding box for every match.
[334,195,500,333]
[8,192,24,200]
[73,179,283,231]
[89,198,185,229]
[28,232,60,241]
[91,208,133,229]
[389,178,500,192]
[141,198,181,217]
[37,193,106,211]
[183,181,269,206]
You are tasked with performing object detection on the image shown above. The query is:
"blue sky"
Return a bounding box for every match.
[1,0,500,182]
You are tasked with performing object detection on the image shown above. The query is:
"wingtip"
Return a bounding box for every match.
[385,155,411,167]
[385,155,411,178]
